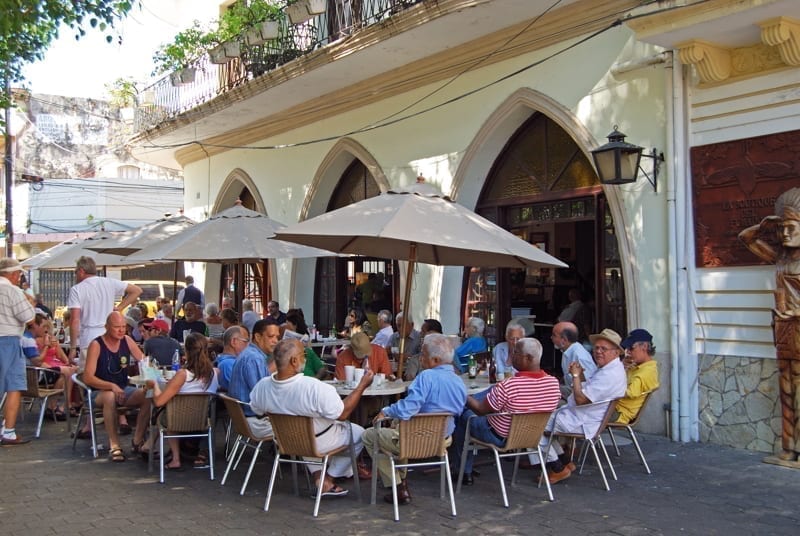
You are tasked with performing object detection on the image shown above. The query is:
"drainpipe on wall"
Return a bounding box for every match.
[665,51,680,441]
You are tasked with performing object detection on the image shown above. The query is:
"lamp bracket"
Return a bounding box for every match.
[639,148,664,193]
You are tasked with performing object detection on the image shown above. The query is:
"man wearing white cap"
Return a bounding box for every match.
[533,328,627,484]
[0,258,37,445]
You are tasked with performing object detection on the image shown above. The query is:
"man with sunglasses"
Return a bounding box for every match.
[142,319,181,367]
[531,328,626,484]
[613,329,659,424]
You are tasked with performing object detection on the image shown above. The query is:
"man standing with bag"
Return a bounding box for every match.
[0,258,36,445]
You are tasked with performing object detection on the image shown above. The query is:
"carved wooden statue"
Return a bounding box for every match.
[739,187,800,462]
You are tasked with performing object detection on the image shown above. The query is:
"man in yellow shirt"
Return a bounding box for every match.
[613,329,659,424]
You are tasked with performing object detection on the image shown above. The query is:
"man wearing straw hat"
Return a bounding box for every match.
[0,258,37,445]
[532,328,627,484]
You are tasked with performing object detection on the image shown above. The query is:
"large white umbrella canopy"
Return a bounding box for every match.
[85,215,196,256]
[22,232,142,270]
[275,186,567,269]
[274,183,567,376]
[124,204,335,263]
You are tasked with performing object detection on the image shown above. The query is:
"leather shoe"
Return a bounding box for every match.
[546,466,572,484]
[384,480,412,505]
[1,436,31,446]
[566,461,577,473]
[461,473,474,486]
[357,463,372,480]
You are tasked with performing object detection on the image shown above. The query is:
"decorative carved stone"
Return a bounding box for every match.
[678,39,732,82]
[759,16,800,66]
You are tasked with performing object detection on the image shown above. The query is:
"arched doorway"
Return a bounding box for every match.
[314,159,398,335]
[463,112,627,372]
[213,170,272,315]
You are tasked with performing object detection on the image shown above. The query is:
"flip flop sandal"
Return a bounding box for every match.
[319,484,348,498]
[109,447,127,462]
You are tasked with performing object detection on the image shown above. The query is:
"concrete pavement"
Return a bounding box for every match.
[1,415,799,535]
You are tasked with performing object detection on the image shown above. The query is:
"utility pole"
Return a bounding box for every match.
[3,77,13,258]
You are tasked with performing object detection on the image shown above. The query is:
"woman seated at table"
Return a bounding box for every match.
[338,306,372,339]
[145,332,219,469]
[454,316,488,373]
[204,302,225,339]
[35,319,79,419]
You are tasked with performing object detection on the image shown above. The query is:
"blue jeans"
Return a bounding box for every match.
[451,389,505,475]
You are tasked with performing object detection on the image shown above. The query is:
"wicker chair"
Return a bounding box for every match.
[606,389,658,474]
[265,413,361,518]
[18,366,65,438]
[219,394,274,495]
[155,394,216,483]
[456,410,554,506]
[370,413,456,522]
[543,398,620,491]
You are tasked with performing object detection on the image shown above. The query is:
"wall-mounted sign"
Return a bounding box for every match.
[691,129,800,267]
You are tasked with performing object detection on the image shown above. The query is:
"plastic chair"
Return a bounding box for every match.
[370,413,456,522]
[20,366,65,438]
[155,393,216,483]
[456,410,554,506]
[606,389,658,474]
[264,413,360,518]
[219,394,274,495]
[544,398,620,491]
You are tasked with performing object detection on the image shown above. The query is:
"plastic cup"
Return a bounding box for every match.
[344,365,355,387]
[353,368,365,385]
[375,373,385,387]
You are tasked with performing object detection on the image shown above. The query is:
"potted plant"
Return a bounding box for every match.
[208,39,241,64]
[286,0,327,25]
[152,20,215,83]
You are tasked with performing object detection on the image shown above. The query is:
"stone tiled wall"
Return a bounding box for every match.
[698,355,781,453]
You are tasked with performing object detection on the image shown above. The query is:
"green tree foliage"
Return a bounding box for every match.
[0,0,138,110]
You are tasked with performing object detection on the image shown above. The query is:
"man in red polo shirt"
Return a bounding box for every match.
[451,337,561,485]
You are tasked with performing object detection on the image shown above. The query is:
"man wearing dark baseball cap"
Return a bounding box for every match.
[614,328,660,424]
[142,318,181,367]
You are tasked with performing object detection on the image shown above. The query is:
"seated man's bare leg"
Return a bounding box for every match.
[125,388,151,448]
[95,391,121,450]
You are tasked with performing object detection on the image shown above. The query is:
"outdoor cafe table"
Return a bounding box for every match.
[310,338,350,359]
[461,372,493,396]
[325,379,410,426]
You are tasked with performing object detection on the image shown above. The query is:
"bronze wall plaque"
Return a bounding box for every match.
[691,129,800,267]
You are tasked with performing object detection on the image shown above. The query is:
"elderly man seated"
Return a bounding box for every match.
[363,333,467,505]
[169,301,206,343]
[551,321,597,397]
[80,312,151,462]
[452,337,561,485]
[532,328,627,484]
[371,309,395,347]
[613,328,660,424]
[250,339,374,497]
[335,332,394,380]
[492,320,526,379]
[455,316,488,372]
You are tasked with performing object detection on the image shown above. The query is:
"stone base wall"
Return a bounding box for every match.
[698,355,781,453]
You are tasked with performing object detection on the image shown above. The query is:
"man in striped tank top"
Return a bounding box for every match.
[451,337,561,486]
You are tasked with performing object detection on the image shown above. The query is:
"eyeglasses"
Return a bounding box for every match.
[594,345,616,354]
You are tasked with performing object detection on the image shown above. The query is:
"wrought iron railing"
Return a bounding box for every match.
[135,0,424,133]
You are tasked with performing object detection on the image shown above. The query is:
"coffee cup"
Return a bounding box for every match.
[375,373,386,386]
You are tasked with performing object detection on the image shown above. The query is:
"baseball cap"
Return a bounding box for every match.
[143,318,170,333]
[621,328,653,350]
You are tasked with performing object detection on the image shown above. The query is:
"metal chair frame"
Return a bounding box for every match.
[154,393,216,484]
[370,413,456,522]
[606,389,658,474]
[456,410,554,506]
[543,398,620,491]
[264,413,361,518]
[219,394,275,495]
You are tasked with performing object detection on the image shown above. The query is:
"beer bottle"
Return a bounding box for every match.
[489,356,497,384]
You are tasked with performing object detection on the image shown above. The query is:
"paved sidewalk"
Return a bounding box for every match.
[1,416,799,535]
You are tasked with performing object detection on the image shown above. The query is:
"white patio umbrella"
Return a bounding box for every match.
[124,203,337,309]
[22,232,142,270]
[274,183,568,376]
[85,215,196,256]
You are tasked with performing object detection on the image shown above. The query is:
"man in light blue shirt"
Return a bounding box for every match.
[228,320,279,437]
[552,321,597,397]
[363,333,467,505]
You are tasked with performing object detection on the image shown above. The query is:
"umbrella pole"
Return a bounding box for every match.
[397,245,416,380]
[171,261,179,323]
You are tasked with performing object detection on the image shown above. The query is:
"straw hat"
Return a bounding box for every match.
[0,258,23,273]
[589,328,623,352]
[350,332,372,358]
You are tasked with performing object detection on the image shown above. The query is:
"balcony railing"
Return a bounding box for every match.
[135,0,424,133]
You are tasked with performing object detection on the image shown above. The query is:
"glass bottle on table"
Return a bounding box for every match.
[468,354,477,379]
[488,355,497,384]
